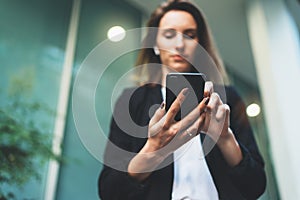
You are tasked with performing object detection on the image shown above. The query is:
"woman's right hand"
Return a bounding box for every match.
[128,88,209,180]
[145,88,209,158]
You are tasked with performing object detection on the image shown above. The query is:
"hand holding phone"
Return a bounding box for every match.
[166,73,206,121]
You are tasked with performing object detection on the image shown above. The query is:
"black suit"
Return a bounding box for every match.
[98,84,266,200]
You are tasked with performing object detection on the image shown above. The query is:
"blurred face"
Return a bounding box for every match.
[156,10,199,72]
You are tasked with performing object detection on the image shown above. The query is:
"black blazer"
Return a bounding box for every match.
[98,84,266,200]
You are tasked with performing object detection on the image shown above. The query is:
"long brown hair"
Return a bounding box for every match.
[135,0,229,85]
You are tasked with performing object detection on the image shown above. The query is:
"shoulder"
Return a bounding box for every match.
[214,85,246,115]
[118,84,160,102]
[114,84,161,112]
[114,84,162,126]
[225,85,242,103]
[214,85,242,104]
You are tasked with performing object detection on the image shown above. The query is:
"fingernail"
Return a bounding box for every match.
[203,91,209,98]
[160,102,165,109]
[205,97,210,105]
[183,88,189,96]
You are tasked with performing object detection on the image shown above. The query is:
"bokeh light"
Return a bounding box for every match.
[107,26,126,42]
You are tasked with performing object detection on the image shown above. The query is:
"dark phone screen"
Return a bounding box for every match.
[166,73,206,121]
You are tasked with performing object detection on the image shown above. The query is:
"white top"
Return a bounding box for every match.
[161,87,219,200]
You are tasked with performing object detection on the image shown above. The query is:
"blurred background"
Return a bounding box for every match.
[0,0,299,199]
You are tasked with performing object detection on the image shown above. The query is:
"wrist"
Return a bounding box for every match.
[216,128,236,147]
[141,140,167,161]
[216,128,242,166]
[127,141,166,179]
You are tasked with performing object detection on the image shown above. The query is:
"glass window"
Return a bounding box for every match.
[0,0,72,199]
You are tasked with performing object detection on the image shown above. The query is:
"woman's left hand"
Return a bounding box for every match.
[201,82,230,143]
[202,81,242,166]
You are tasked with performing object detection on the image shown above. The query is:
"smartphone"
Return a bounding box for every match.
[166,72,206,121]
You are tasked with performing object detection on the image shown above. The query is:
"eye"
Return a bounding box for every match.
[183,30,197,39]
[163,29,176,39]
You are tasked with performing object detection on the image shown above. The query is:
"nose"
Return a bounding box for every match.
[175,33,184,52]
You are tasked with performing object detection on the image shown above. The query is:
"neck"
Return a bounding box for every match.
[161,67,172,88]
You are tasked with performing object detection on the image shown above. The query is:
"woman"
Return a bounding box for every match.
[98,0,266,199]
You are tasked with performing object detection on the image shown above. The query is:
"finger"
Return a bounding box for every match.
[204,81,214,97]
[215,104,230,136]
[202,109,211,133]
[164,88,189,129]
[187,111,206,137]
[196,112,206,134]
[149,102,166,126]
[206,92,222,114]
[215,104,230,122]
[178,97,209,131]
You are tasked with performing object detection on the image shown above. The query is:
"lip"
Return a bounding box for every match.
[172,54,187,61]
